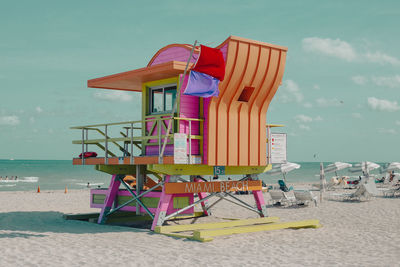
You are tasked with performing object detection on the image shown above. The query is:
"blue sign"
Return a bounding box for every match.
[213,166,225,175]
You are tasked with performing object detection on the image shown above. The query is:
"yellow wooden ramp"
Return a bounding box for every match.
[155,217,321,242]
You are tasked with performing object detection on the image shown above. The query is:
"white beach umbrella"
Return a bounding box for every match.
[267,162,301,182]
[349,161,380,173]
[382,162,400,172]
[324,162,352,174]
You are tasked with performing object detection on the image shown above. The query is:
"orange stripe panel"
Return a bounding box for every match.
[206,37,287,166]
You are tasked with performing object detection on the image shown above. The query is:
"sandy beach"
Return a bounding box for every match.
[1,187,399,267]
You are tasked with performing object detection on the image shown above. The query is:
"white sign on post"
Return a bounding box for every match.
[174,133,188,164]
[270,133,287,164]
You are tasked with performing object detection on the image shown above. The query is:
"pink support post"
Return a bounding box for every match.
[151,175,172,231]
[194,177,211,216]
[253,190,267,217]
[98,174,121,224]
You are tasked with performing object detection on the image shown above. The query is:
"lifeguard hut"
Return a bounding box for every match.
[71,36,292,234]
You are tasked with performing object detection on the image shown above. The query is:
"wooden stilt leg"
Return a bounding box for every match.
[194,177,212,216]
[253,190,268,217]
[151,175,172,231]
[98,174,121,224]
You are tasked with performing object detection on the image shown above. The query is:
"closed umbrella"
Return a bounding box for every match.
[320,162,325,202]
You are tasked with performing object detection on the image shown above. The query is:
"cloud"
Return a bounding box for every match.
[378,128,397,135]
[29,117,35,124]
[295,114,313,123]
[316,97,342,107]
[35,106,43,113]
[294,114,322,123]
[352,75,368,85]
[367,97,400,112]
[303,102,313,108]
[365,51,400,66]
[303,37,399,66]
[0,115,20,126]
[314,115,323,121]
[299,124,311,131]
[313,84,320,90]
[371,75,400,88]
[352,113,362,119]
[93,90,133,102]
[277,80,304,104]
[351,75,400,88]
[302,37,357,61]
[396,120,400,126]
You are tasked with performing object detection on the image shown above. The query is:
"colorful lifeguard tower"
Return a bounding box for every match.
[71,36,295,235]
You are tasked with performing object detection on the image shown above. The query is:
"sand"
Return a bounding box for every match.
[0,187,399,267]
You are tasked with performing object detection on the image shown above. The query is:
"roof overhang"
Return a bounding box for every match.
[87,61,191,92]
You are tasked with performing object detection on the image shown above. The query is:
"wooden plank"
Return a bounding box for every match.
[193,219,322,239]
[155,217,280,234]
[164,180,262,194]
[73,157,105,165]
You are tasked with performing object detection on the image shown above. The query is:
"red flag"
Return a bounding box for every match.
[193,45,225,81]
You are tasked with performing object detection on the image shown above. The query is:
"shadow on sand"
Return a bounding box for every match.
[0,211,148,238]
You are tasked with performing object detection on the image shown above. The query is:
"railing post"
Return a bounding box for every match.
[130,123,134,164]
[105,125,108,165]
[125,127,129,157]
[158,118,161,158]
[189,120,192,164]
[136,164,140,215]
[81,128,85,165]
[85,129,88,153]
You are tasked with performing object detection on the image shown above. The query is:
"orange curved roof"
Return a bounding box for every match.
[205,36,288,166]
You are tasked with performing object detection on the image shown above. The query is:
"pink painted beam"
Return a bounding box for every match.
[98,175,121,224]
[151,176,172,230]
[252,190,267,217]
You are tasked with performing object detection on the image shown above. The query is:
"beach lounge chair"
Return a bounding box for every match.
[293,190,318,206]
[268,190,295,206]
[378,179,400,197]
[278,180,293,192]
[332,184,372,201]
[381,186,400,197]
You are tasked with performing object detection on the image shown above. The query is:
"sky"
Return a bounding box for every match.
[0,0,399,162]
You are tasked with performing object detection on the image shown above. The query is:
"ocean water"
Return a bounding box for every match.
[0,160,386,192]
[0,160,109,192]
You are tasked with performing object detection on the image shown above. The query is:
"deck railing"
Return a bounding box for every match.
[71,117,203,165]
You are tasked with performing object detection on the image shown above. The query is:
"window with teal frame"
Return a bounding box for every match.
[149,84,177,114]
